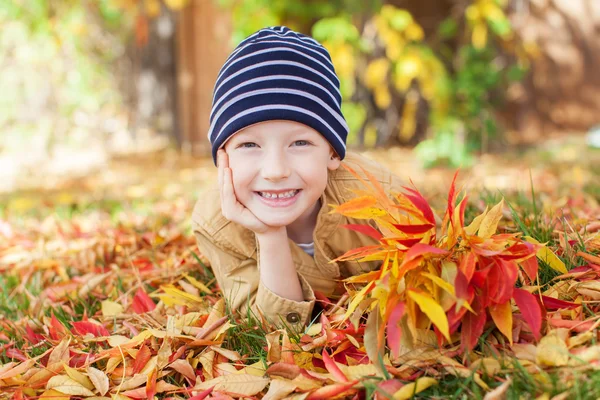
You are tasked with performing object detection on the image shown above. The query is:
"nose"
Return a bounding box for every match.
[261,149,291,181]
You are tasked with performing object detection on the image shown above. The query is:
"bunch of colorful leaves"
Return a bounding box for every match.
[330,167,575,360]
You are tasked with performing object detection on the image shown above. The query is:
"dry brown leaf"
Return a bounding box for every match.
[168,359,196,381]
[536,335,569,367]
[194,373,269,395]
[87,366,109,396]
[263,378,298,400]
[48,337,71,366]
[483,378,512,400]
[46,375,95,396]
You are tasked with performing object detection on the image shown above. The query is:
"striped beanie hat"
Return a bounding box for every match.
[207,26,349,165]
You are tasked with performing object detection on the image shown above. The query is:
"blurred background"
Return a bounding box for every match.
[1,0,599,206]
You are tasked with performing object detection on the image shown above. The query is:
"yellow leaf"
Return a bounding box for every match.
[157,284,205,306]
[477,199,504,238]
[489,301,513,345]
[39,390,70,400]
[523,236,567,274]
[144,0,161,17]
[101,300,124,317]
[464,206,488,236]
[194,373,269,395]
[407,290,451,342]
[87,366,109,396]
[536,334,569,367]
[63,363,94,391]
[236,360,266,377]
[421,272,455,297]
[365,58,390,89]
[343,282,375,320]
[184,274,213,294]
[46,375,95,396]
[399,89,418,141]
[472,23,488,49]
[164,0,190,10]
[393,377,437,399]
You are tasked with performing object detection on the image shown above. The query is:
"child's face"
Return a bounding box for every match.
[222,120,341,228]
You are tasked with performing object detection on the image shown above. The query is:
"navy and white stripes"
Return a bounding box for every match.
[208,26,348,165]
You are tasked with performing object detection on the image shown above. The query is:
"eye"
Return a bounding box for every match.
[238,142,257,149]
[293,140,310,146]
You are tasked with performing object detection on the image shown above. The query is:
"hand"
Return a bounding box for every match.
[217,149,276,235]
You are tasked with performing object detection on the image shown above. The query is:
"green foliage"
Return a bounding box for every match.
[0,0,130,154]
[221,0,528,167]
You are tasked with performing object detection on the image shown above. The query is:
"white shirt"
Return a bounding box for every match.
[296,241,315,257]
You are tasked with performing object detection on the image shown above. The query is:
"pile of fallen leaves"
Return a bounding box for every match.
[0,167,599,399]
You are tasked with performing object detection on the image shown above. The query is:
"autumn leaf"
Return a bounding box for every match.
[132,287,157,313]
[194,373,269,395]
[489,300,513,344]
[407,290,451,342]
[523,236,568,274]
[87,366,109,396]
[393,377,437,399]
[477,199,504,238]
[513,288,543,341]
[46,375,95,396]
[536,334,569,367]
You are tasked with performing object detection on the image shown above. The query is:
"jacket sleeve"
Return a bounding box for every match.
[191,221,315,329]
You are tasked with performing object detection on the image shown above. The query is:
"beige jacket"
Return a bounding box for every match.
[191,151,404,330]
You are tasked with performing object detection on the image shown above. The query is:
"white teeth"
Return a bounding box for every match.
[259,190,298,199]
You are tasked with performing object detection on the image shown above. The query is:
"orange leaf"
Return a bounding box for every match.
[329,196,377,215]
[489,301,513,344]
[340,224,383,241]
[306,380,358,400]
[146,367,158,399]
[133,344,152,375]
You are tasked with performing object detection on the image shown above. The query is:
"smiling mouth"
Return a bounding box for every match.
[256,189,301,199]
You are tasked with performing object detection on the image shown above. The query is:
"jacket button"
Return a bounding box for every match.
[286,312,301,324]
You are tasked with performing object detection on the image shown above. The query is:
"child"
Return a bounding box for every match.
[192,26,404,329]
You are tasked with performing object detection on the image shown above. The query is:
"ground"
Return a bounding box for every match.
[0,136,599,399]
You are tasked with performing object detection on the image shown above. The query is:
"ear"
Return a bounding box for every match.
[327,150,341,171]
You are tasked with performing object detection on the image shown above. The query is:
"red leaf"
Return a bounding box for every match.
[386,302,405,359]
[340,224,383,241]
[458,252,476,282]
[519,257,539,282]
[445,171,460,224]
[322,349,349,382]
[25,325,44,345]
[541,296,580,310]
[49,313,67,341]
[454,269,471,301]
[72,321,110,337]
[133,344,152,375]
[460,297,486,352]
[132,288,156,313]
[403,192,435,225]
[392,224,434,234]
[513,288,542,341]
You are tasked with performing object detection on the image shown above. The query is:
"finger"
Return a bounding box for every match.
[221,167,238,215]
[217,150,224,189]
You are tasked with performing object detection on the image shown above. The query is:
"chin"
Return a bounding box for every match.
[252,211,298,227]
